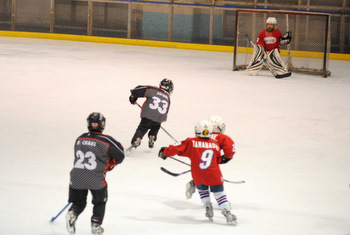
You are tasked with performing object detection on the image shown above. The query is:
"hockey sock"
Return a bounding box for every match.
[213,191,231,211]
[198,189,211,205]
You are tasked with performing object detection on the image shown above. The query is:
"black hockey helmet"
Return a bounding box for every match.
[87,112,106,133]
[159,78,174,95]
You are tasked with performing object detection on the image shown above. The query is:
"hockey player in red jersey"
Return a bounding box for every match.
[210,116,235,164]
[246,17,292,78]
[158,120,237,224]
[127,78,174,153]
[66,112,125,235]
[185,116,235,200]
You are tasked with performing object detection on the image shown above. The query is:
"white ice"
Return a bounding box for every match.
[0,36,349,235]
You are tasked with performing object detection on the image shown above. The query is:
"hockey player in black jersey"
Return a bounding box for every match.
[127,78,174,153]
[66,112,125,235]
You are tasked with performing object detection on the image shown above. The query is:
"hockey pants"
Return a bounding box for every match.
[68,186,108,225]
[131,118,161,144]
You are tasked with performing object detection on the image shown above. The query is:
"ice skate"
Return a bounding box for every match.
[148,135,155,148]
[126,138,141,154]
[221,208,237,224]
[91,223,104,235]
[185,180,195,199]
[205,202,214,222]
[65,210,77,234]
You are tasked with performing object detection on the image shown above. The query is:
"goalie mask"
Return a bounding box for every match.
[87,112,106,133]
[209,116,226,134]
[266,17,277,32]
[195,120,213,138]
[159,78,174,95]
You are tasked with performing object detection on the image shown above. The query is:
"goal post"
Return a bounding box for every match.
[233,9,331,77]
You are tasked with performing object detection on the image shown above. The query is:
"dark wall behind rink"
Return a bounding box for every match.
[0,0,349,54]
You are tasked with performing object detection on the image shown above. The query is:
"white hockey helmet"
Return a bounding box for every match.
[266,17,277,32]
[195,120,213,138]
[209,116,226,134]
[266,17,277,25]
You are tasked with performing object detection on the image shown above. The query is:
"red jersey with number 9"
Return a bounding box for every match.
[163,137,223,186]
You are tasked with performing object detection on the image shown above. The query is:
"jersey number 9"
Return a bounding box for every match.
[199,149,214,170]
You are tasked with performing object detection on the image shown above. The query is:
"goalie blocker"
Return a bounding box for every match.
[246,44,291,79]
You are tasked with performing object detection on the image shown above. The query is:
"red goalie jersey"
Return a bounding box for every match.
[163,137,223,186]
[257,28,282,52]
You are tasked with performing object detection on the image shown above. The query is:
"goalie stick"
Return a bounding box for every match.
[160,167,245,184]
[245,34,291,79]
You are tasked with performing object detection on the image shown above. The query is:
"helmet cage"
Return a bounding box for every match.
[87,112,106,132]
[159,79,174,94]
[209,116,226,134]
[266,17,277,32]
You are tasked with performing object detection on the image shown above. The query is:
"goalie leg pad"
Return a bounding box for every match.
[246,44,265,75]
[266,49,291,78]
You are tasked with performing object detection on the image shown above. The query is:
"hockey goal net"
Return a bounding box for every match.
[233,9,331,77]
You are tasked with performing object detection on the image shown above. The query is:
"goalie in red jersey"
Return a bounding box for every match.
[158,120,237,224]
[246,17,292,78]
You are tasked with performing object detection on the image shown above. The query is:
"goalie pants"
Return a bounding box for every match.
[68,186,108,225]
[131,117,161,144]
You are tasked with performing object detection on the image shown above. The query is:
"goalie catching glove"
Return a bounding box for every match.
[158,147,168,160]
[280,31,292,45]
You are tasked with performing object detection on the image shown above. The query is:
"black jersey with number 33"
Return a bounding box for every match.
[131,85,171,123]
[69,132,125,190]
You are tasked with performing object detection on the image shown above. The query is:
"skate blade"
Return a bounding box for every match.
[125,146,136,154]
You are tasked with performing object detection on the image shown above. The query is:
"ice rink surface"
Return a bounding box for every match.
[0,36,350,235]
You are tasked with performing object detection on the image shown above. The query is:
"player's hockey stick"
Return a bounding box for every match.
[160,167,191,176]
[224,179,246,184]
[168,156,190,166]
[160,167,245,184]
[135,102,180,144]
[50,202,71,222]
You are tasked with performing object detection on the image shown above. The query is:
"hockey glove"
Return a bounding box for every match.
[129,95,138,104]
[280,31,292,45]
[108,159,117,171]
[158,147,168,160]
[220,155,231,164]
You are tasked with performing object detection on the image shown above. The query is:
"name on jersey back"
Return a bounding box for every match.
[76,140,96,147]
[192,140,219,151]
[157,91,169,100]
